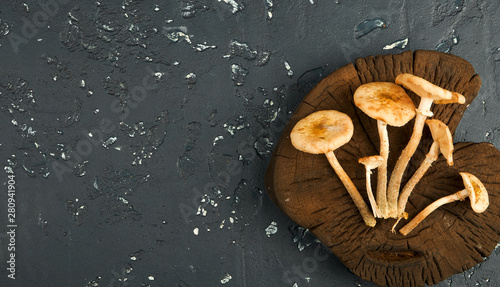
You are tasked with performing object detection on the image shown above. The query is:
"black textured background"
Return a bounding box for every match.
[0,1,499,286]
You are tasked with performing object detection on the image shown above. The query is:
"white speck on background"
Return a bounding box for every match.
[164,26,192,44]
[148,276,155,280]
[383,38,409,50]
[309,0,315,4]
[193,227,199,235]
[265,221,278,237]
[196,205,207,216]
[4,166,14,174]
[218,0,243,13]
[266,0,273,19]
[102,137,117,148]
[213,135,224,146]
[284,60,294,77]
[118,197,129,204]
[185,73,196,79]
[221,273,232,284]
[194,42,217,51]
[80,80,86,88]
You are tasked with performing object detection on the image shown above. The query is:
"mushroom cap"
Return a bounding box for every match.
[460,172,489,213]
[353,82,416,127]
[395,73,465,104]
[426,119,454,165]
[358,155,384,169]
[290,110,354,154]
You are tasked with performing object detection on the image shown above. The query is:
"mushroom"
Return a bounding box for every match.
[391,119,454,232]
[359,155,384,218]
[399,172,489,236]
[386,73,466,218]
[290,110,377,227]
[354,82,416,218]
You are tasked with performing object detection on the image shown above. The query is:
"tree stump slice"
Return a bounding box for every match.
[265,50,500,287]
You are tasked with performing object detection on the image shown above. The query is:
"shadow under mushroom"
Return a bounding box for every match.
[265,50,500,287]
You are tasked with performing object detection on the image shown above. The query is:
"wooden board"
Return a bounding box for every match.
[265,50,500,287]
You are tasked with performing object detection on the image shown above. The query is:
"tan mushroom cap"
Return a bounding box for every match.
[426,119,454,166]
[460,172,489,213]
[353,82,416,127]
[290,110,354,154]
[395,73,465,104]
[359,155,384,169]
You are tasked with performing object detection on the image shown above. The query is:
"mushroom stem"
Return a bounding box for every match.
[365,167,382,218]
[399,188,469,236]
[397,142,439,217]
[325,151,377,227]
[387,97,434,218]
[391,142,439,232]
[377,120,389,218]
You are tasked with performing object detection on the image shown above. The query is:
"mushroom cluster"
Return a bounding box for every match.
[290,73,490,234]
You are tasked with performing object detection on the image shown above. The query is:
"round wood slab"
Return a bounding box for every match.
[265,50,500,287]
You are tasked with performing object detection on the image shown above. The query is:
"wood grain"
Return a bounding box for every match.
[265,50,499,287]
